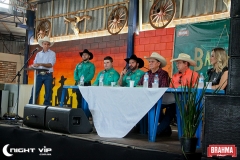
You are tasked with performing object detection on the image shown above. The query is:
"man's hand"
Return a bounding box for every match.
[120,68,127,76]
[32,63,42,67]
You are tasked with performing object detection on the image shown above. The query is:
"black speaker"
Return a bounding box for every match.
[23,104,48,129]
[226,57,240,95]
[202,95,240,159]
[228,18,240,57]
[230,0,240,17]
[45,106,92,134]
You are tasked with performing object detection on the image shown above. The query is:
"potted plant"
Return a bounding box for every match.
[171,71,224,154]
[172,75,207,153]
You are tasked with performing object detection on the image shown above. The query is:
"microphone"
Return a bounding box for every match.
[31,47,39,54]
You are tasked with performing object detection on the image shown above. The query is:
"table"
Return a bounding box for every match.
[60,85,224,144]
[79,86,168,139]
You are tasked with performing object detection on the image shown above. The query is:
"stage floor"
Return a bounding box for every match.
[0,119,201,154]
[0,120,204,160]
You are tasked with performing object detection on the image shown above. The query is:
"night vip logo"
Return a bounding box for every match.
[2,144,52,157]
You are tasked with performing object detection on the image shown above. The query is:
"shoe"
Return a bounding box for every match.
[157,126,172,137]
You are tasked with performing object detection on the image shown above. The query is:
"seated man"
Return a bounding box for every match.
[156,53,198,136]
[118,54,145,87]
[93,56,120,86]
[138,52,169,87]
[170,53,199,88]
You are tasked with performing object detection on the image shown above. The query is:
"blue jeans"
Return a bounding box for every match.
[29,73,53,105]
[156,103,176,134]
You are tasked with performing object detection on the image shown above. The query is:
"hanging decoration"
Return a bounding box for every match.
[149,0,176,29]
[64,15,92,36]
[36,19,51,41]
[107,5,128,35]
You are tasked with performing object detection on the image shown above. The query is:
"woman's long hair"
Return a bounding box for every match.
[212,47,228,73]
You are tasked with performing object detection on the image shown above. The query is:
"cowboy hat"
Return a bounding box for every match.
[124,54,144,68]
[170,53,196,66]
[144,52,167,68]
[38,36,54,47]
[79,49,93,60]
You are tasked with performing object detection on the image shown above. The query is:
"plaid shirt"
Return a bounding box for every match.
[138,68,169,88]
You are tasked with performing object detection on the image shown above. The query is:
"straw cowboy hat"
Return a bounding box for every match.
[170,53,196,66]
[38,36,54,47]
[144,52,167,68]
[124,54,144,68]
[79,49,93,60]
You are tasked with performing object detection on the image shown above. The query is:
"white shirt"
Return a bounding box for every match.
[34,49,56,72]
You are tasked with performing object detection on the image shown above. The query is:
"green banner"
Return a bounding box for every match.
[173,19,230,78]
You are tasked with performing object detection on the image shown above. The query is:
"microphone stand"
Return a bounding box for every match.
[11,49,38,120]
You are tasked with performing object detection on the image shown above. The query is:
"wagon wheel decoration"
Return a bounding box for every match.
[107,5,128,35]
[36,19,51,41]
[149,0,176,29]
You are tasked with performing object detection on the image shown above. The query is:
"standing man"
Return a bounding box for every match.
[170,53,198,88]
[29,36,56,105]
[118,54,145,87]
[74,49,95,108]
[138,52,169,87]
[93,56,119,86]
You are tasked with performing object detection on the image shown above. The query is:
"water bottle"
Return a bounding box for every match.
[79,75,84,86]
[99,71,104,86]
[198,72,204,88]
[153,74,159,88]
[143,72,149,88]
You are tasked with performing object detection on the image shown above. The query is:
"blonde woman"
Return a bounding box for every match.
[207,47,228,90]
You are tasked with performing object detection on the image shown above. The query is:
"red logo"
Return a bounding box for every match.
[207,145,237,157]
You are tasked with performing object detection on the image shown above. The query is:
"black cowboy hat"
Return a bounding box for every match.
[79,49,93,60]
[124,54,144,68]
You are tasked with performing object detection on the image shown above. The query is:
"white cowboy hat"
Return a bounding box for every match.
[170,53,196,66]
[38,36,54,47]
[144,52,167,68]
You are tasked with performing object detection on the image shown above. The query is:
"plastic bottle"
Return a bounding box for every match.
[143,72,149,88]
[154,74,159,87]
[198,72,204,88]
[99,71,105,86]
[79,75,84,86]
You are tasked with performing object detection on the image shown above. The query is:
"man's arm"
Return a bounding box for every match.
[84,64,95,82]
[138,74,144,86]
[113,71,120,83]
[159,71,169,87]
[118,69,127,86]
[32,63,52,68]
[74,65,80,81]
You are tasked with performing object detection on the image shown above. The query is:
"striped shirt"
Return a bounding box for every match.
[33,49,56,72]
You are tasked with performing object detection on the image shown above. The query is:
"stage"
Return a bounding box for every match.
[0,120,202,160]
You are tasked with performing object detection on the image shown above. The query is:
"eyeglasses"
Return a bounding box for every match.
[178,75,182,84]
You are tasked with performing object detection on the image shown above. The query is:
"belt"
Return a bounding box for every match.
[38,71,52,75]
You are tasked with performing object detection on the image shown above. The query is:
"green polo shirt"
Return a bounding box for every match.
[74,61,95,82]
[122,69,145,87]
[93,67,120,86]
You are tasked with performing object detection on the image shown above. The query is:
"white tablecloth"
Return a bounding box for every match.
[79,86,168,138]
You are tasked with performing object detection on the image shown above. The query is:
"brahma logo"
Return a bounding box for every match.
[177,28,189,37]
[207,145,237,157]
[2,144,52,157]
